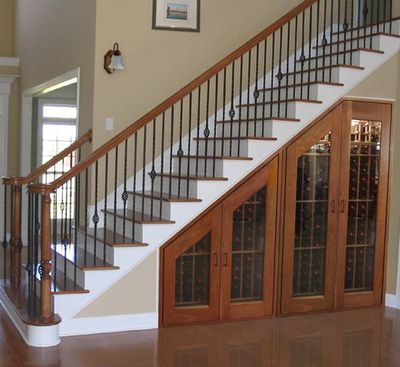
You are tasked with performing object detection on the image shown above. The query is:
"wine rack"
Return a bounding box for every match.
[175,233,211,307]
[344,120,381,293]
[231,187,267,303]
[292,133,331,297]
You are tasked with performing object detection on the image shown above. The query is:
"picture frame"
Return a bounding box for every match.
[152,0,200,32]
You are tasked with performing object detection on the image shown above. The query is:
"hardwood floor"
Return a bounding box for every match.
[1,305,400,366]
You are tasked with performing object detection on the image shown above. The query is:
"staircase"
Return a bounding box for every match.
[1,0,400,347]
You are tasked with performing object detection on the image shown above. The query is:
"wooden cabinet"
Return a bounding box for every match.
[161,158,279,326]
[281,101,391,315]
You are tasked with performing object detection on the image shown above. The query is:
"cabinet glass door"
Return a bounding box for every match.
[162,206,222,325]
[336,101,391,309]
[281,106,342,314]
[221,158,278,320]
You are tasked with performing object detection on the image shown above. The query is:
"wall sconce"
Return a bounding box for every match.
[104,43,124,74]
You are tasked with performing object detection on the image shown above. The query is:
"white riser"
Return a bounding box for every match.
[152,175,198,197]
[103,213,144,243]
[191,138,250,156]
[173,156,225,177]
[127,193,171,220]
[52,250,86,289]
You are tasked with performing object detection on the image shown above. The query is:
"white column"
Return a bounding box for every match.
[0,76,16,240]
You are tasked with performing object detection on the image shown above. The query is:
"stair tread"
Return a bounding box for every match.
[127,190,202,203]
[332,17,400,35]
[260,81,344,91]
[313,33,400,49]
[173,155,253,161]
[50,270,89,295]
[216,117,300,123]
[298,48,384,63]
[285,64,365,76]
[103,209,175,224]
[52,243,119,271]
[194,136,277,141]
[154,172,229,181]
[76,227,148,247]
[238,98,322,107]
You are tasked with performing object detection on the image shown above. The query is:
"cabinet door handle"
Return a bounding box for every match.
[213,253,218,267]
[340,200,345,213]
[330,200,335,213]
[223,253,228,267]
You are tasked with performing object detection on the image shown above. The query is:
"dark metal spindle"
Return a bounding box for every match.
[142,126,148,219]
[237,57,244,155]
[132,133,138,241]
[186,95,192,196]
[169,107,174,197]
[122,140,128,237]
[329,0,334,82]
[212,74,219,176]
[285,22,291,118]
[204,80,211,173]
[103,154,109,262]
[113,146,119,242]
[300,13,305,99]
[253,44,260,136]
[229,62,236,157]
[277,27,283,117]
[293,16,299,100]
[270,32,276,114]
[93,161,99,265]
[160,114,166,219]
[307,5,313,97]
[177,101,184,197]
[150,119,157,214]
[221,68,227,156]
[195,87,201,177]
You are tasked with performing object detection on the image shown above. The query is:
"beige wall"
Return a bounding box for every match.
[14,0,97,139]
[0,0,14,56]
[92,0,303,148]
[348,53,400,295]
[77,251,158,317]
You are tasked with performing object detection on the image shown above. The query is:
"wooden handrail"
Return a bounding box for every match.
[28,0,317,194]
[2,129,92,186]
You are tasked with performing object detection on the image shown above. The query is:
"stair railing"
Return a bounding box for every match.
[1,129,92,323]
[11,0,400,324]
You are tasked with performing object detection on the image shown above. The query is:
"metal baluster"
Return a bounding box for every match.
[229,61,236,156]
[377,0,381,33]
[160,115,166,218]
[186,95,192,195]
[33,194,39,319]
[253,44,260,136]
[357,0,362,48]
[246,50,252,128]
[307,5,313,97]
[177,100,184,196]
[389,0,393,33]
[113,146,119,242]
[52,187,58,291]
[270,32,276,113]
[150,119,157,214]
[350,0,355,64]
[363,1,368,48]
[169,107,174,197]
[336,0,341,65]
[122,140,129,237]
[262,39,268,132]
[2,186,8,281]
[300,14,305,99]
[212,74,219,175]
[84,169,89,265]
[195,87,201,177]
[322,0,328,82]
[221,68,227,156]
[204,80,211,171]
[238,57,244,155]
[370,0,375,49]
[293,16,299,100]
[103,153,109,261]
[93,161,99,266]
[285,22,291,118]
[344,0,349,65]
[277,28,283,116]
[132,133,138,240]
[142,126,148,218]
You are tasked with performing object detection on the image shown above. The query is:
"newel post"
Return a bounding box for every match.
[11,184,22,288]
[40,192,53,321]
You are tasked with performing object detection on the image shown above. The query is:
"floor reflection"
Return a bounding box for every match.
[1,306,400,366]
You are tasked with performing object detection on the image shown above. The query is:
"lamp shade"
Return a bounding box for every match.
[110,54,124,70]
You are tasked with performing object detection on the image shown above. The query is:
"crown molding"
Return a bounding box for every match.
[0,57,20,67]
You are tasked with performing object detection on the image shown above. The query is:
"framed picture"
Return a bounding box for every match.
[152,0,200,32]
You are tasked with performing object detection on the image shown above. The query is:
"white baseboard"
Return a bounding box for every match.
[59,312,158,337]
[385,293,399,309]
